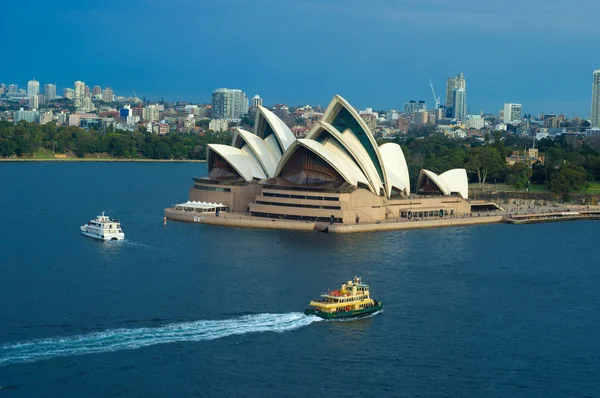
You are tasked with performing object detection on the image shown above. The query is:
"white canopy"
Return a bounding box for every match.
[175,201,227,209]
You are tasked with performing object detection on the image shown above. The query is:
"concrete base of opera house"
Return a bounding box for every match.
[164,207,504,233]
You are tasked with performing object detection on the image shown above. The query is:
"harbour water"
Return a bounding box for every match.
[1,162,599,397]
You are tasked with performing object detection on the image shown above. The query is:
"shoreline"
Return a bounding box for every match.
[0,158,206,163]
[164,208,505,233]
[164,208,600,233]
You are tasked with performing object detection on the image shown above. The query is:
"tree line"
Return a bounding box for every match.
[2,120,600,196]
[395,130,600,196]
[0,121,231,160]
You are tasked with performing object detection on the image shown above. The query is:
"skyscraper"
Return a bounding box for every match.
[44,84,56,100]
[8,84,18,95]
[446,73,466,115]
[27,79,39,100]
[452,88,466,119]
[93,85,102,95]
[445,77,457,107]
[74,81,85,108]
[211,88,249,120]
[591,70,600,128]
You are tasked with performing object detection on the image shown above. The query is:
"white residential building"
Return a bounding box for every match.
[211,88,248,120]
[74,81,85,108]
[102,87,114,102]
[503,103,522,124]
[44,84,56,100]
[143,104,160,122]
[209,119,229,132]
[27,79,39,100]
[251,94,263,108]
[465,115,484,130]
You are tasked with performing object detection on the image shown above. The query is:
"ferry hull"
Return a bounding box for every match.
[80,227,124,241]
[304,302,383,319]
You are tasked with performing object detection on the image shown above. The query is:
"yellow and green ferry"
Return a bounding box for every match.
[304,277,382,319]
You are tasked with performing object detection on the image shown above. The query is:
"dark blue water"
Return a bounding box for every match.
[1,162,599,397]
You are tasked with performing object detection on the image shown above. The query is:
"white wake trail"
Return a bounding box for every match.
[0,313,321,366]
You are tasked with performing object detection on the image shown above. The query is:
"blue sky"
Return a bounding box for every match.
[3,0,599,116]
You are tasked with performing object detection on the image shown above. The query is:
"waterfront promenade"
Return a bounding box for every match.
[164,204,600,233]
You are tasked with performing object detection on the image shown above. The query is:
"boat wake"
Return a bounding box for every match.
[0,313,320,367]
[329,309,384,322]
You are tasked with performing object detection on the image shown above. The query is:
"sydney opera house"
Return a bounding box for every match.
[172,95,474,225]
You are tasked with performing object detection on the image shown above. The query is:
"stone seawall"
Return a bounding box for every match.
[327,216,504,233]
[165,208,503,233]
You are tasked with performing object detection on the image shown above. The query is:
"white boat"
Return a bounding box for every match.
[80,211,125,241]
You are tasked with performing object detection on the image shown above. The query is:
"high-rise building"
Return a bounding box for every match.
[27,79,40,100]
[64,88,74,99]
[8,84,18,95]
[92,85,102,95]
[102,87,114,102]
[445,79,457,107]
[503,103,522,124]
[81,94,95,113]
[251,94,263,108]
[30,94,39,109]
[74,81,85,108]
[142,104,160,122]
[403,100,426,115]
[591,70,600,128]
[446,73,466,113]
[211,88,249,120]
[452,88,466,120]
[44,84,56,100]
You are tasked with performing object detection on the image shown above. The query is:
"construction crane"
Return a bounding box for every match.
[429,78,440,109]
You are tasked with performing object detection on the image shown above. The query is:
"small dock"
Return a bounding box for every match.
[505,210,600,224]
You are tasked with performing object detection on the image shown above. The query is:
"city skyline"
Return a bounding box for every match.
[3,0,599,116]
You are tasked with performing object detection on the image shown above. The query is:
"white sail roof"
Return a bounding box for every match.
[417,168,469,199]
[440,169,469,199]
[320,95,389,196]
[232,128,279,177]
[255,106,296,154]
[207,144,267,182]
[379,143,410,197]
[307,121,383,195]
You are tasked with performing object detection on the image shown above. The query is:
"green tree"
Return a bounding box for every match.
[506,163,533,190]
[466,146,505,186]
[550,163,587,196]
